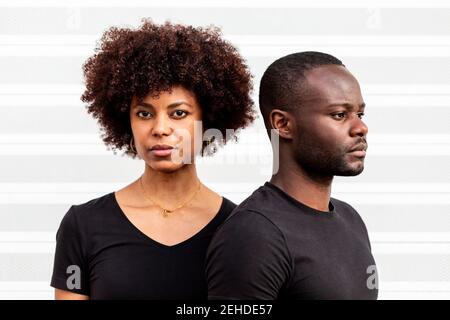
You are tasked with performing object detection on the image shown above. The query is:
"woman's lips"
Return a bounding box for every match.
[151,148,174,157]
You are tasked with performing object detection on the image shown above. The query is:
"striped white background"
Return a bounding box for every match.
[0,0,449,300]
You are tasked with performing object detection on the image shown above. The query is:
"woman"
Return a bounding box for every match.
[50,20,255,300]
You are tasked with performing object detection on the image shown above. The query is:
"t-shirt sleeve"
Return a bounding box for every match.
[206,210,292,300]
[50,205,90,296]
[343,202,373,251]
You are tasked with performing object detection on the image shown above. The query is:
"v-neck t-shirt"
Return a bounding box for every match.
[50,192,236,299]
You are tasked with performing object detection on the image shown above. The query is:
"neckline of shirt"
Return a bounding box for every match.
[264,181,337,218]
[109,192,229,249]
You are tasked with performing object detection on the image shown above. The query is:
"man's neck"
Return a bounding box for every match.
[270,159,333,212]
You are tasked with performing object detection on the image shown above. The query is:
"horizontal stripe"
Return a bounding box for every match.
[0,183,449,204]
[0,281,448,292]
[379,292,450,299]
[2,93,449,108]
[0,193,447,205]
[2,232,449,243]
[0,290,446,300]
[1,133,450,145]
[2,45,450,57]
[0,182,449,193]
[372,243,450,254]
[370,232,450,243]
[2,84,448,95]
[1,243,449,254]
[0,281,449,293]
[0,134,449,156]
[2,35,450,46]
[0,0,448,9]
[1,145,448,156]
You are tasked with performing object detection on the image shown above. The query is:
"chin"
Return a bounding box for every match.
[337,164,365,176]
[149,161,186,173]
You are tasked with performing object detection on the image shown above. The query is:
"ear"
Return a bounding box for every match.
[269,108,295,140]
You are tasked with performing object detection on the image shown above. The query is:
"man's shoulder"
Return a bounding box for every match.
[218,186,283,234]
[235,184,279,212]
[209,190,289,255]
[331,196,368,229]
[331,196,361,216]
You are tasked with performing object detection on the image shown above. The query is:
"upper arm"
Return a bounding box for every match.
[344,202,372,250]
[55,288,89,300]
[206,210,291,300]
[50,206,91,296]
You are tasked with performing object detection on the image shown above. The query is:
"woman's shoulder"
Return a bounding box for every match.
[213,197,237,225]
[64,180,141,225]
[63,192,116,225]
[54,192,116,245]
[220,197,237,213]
[73,192,115,212]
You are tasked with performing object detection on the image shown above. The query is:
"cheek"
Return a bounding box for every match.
[129,116,146,133]
[314,118,347,145]
[298,121,345,155]
[299,120,326,142]
[129,119,142,136]
[176,120,198,139]
[172,120,202,154]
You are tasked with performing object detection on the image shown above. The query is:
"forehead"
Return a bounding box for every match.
[132,86,199,108]
[301,65,363,105]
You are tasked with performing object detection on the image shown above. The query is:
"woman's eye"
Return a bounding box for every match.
[137,111,152,119]
[172,110,188,118]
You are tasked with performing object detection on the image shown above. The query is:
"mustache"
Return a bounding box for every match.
[348,139,368,152]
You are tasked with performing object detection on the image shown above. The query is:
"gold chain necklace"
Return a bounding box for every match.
[139,176,202,217]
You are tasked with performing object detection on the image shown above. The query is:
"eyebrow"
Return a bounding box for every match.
[134,101,194,109]
[326,102,366,110]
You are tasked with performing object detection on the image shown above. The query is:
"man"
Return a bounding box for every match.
[206,51,378,300]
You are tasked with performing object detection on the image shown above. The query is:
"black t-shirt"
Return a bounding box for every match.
[206,182,378,300]
[50,192,236,299]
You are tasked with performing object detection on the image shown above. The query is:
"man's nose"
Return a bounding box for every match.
[350,115,368,138]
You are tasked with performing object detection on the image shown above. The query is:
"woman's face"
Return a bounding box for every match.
[130,86,203,173]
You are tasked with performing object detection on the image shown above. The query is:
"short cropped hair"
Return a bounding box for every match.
[259,51,344,126]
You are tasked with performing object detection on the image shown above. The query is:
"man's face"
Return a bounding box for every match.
[292,64,368,178]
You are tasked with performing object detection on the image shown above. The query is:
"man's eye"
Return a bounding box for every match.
[172,110,188,118]
[332,112,346,119]
[358,112,365,119]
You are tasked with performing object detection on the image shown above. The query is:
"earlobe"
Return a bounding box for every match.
[270,109,293,140]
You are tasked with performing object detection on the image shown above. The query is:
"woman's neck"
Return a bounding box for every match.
[139,163,200,206]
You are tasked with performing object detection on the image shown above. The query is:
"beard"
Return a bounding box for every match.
[293,137,365,178]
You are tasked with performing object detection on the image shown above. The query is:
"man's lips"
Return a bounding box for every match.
[348,150,366,157]
[348,144,367,158]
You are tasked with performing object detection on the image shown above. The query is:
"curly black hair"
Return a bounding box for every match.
[81,19,255,158]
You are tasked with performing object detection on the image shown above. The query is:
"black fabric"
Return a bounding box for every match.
[50,192,236,299]
[206,182,378,300]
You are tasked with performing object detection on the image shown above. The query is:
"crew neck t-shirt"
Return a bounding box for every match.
[206,182,378,300]
[50,192,236,299]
